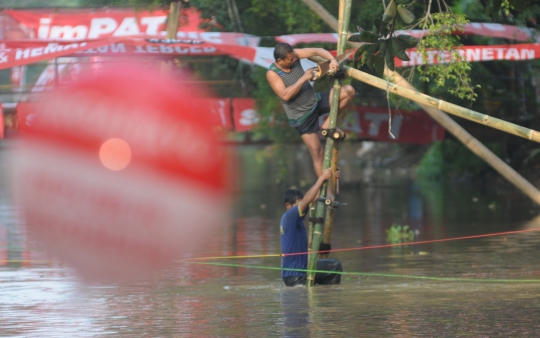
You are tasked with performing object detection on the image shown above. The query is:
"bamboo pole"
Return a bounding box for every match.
[350,66,540,206]
[322,0,352,255]
[166,2,180,39]
[344,66,540,143]
[301,0,339,32]
[306,0,352,286]
[161,2,181,76]
[307,206,315,253]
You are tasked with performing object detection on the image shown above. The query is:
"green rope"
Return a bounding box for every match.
[189,261,540,284]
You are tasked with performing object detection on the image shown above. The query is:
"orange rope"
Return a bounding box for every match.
[283,227,540,256]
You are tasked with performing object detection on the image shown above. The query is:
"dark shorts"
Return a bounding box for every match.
[283,259,342,287]
[295,90,331,135]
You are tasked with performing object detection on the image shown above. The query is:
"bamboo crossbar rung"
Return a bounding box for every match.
[344,66,540,143]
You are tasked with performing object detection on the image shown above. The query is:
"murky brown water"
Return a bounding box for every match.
[2,142,540,337]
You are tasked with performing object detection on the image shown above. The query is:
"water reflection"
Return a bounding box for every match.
[2,143,540,336]
[280,288,310,337]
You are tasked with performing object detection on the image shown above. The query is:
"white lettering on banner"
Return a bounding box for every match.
[38,16,170,40]
[44,44,61,54]
[403,47,536,66]
[160,45,173,53]
[88,18,118,39]
[175,47,188,54]
[15,42,88,60]
[239,109,260,126]
[16,49,29,59]
[30,47,43,57]
[495,48,505,58]
[467,48,481,62]
[364,113,402,138]
[482,48,494,61]
[402,51,423,66]
[50,25,88,40]
[523,49,535,59]
[507,48,520,59]
[38,18,52,39]
[141,16,166,35]
[113,17,141,37]
[365,113,388,137]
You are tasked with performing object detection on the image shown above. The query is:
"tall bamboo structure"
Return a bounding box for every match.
[306,0,352,286]
[301,0,540,209]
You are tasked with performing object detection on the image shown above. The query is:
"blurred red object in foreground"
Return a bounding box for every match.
[13,63,231,283]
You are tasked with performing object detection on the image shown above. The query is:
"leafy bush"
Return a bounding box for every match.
[416,139,503,181]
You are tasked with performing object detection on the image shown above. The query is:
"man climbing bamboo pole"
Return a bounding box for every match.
[266,45,354,177]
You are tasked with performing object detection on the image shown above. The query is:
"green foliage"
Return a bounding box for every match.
[416,13,479,101]
[483,0,535,20]
[348,0,419,76]
[416,140,503,181]
[416,141,445,179]
[386,224,415,244]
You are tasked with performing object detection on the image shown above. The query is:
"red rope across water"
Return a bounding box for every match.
[282,227,540,257]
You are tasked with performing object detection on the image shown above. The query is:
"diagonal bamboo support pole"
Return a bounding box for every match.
[306,0,352,286]
[344,67,540,143]
[346,66,540,206]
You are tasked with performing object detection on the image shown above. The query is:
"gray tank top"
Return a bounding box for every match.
[268,60,318,126]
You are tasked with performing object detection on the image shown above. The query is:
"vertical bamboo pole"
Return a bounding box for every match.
[306,0,352,286]
[166,2,180,39]
[162,2,180,76]
[307,206,315,254]
[321,0,352,253]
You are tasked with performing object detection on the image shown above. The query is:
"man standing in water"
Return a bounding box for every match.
[266,42,355,177]
[280,168,342,286]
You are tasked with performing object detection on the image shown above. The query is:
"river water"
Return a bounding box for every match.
[2,142,540,337]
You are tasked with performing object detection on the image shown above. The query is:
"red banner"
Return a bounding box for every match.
[342,106,445,144]
[0,39,117,69]
[276,23,534,46]
[6,9,260,46]
[0,38,257,70]
[395,43,539,67]
[16,99,443,144]
[232,98,260,132]
[231,99,444,144]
